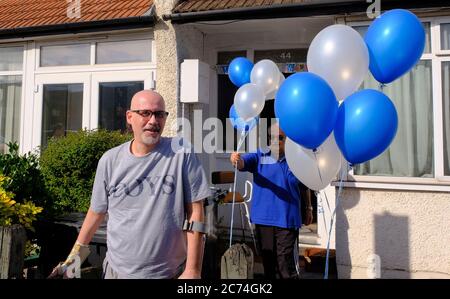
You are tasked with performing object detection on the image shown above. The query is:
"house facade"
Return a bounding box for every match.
[160,0,450,279]
[1,0,449,278]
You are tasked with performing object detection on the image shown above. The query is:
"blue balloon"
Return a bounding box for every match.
[229,105,258,132]
[365,9,425,84]
[228,57,253,87]
[275,72,338,150]
[334,89,398,164]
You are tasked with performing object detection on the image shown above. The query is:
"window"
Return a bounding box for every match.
[40,44,90,67]
[41,84,83,148]
[99,81,144,131]
[0,76,22,153]
[443,62,450,175]
[439,41,450,176]
[440,23,450,50]
[0,47,23,71]
[354,60,434,177]
[96,40,152,64]
[0,46,23,153]
[351,20,450,180]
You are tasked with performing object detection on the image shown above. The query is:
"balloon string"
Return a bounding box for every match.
[324,166,345,279]
[379,83,386,92]
[229,130,249,248]
[313,150,325,186]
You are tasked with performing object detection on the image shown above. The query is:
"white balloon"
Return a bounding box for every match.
[307,24,369,101]
[286,134,342,191]
[265,72,285,100]
[250,59,281,96]
[234,83,265,122]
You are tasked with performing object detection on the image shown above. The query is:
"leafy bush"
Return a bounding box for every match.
[40,129,131,215]
[0,175,43,230]
[0,142,47,209]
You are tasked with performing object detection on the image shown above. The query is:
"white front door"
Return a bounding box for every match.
[31,70,154,150]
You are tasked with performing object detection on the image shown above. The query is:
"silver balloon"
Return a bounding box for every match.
[250,59,281,96]
[265,72,285,100]
[234,83,265,122]
[286,134,342,191]
[307,24,369,101]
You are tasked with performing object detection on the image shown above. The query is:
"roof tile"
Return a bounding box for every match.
[0,0,153,30]
[173,0,316,13]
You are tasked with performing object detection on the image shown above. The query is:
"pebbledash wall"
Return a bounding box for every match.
[336,188,450,278]
[153,0,205,138]
[154,1,450,278]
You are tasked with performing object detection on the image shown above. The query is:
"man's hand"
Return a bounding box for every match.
[230,152,244,170]
[48,262,69,279]
[47,242,90,279]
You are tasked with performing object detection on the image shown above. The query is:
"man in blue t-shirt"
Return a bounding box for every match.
[230,123,312,279]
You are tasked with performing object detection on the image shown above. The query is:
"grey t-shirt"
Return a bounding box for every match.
[90,137,211,278]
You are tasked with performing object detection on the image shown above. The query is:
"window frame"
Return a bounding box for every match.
[35,32,155,72]
[343,16,450,187]
[95,38,153,65]
[0,43,26,154]
[39,42,91,68]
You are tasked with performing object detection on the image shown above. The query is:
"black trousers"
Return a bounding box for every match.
[255,224,300,279]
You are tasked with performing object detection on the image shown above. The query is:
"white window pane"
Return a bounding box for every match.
[355,60,434,177]
[353,23,430,53]
[96,40,152,64]
[41,84,83,148]
[0,47,23,71]
[40,44,90,67]
[441,23,450,50]
[0,75,22,153]
[422,22,431,53]
[443,62,450,175]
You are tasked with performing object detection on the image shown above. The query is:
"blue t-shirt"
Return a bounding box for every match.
[241,150,302,229]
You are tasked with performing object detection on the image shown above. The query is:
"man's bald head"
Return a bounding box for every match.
[130,90,165,111]
[126,90,168,149]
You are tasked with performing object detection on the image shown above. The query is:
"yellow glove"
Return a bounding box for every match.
[48,242,91,278]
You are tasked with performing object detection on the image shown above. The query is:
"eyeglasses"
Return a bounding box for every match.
[130,110,169,119]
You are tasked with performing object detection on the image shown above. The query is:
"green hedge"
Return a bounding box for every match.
[0,142,47,209]
[40,129,132,215]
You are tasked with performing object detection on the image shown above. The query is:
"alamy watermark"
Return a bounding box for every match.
[367,254,381,278]
[170,112,282,164]
[366,0,381,19]
[67,0,81,19]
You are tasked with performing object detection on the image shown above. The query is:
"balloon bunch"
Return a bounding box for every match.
[277,9,425,192]
[274,9,425,279]
[228,57,285,135]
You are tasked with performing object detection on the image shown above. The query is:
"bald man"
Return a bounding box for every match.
[49,90,211,279]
